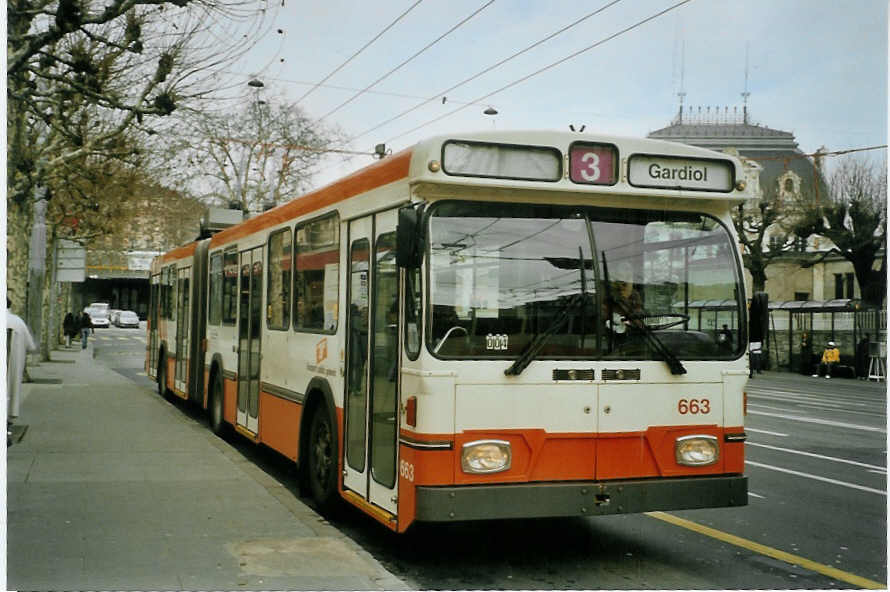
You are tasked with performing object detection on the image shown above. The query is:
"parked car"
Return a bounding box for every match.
[109,309,122,326]
[84,302,110,328]
[115,310,140,328]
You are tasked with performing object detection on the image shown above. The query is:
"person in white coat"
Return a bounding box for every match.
[7,298,37,431]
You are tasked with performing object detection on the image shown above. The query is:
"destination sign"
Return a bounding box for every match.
[628,155,733,192]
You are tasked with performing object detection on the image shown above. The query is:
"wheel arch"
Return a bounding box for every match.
[298,376,338,472]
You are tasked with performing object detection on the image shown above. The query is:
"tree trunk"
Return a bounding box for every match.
[6,199,32,316]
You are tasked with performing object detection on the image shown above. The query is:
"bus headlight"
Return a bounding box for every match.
[461,440,511,474]
[675,435,719,466]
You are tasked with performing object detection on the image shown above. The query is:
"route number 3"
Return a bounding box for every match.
[579,152,601,182]
[569,144,616,185]
[677,398,710,414]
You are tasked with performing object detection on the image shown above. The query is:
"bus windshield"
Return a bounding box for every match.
[428,201,744,361]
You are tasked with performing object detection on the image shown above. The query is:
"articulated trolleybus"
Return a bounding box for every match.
[148,130,753,533]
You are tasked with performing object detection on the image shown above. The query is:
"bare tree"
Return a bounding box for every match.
[170,95,347,213]
[7,0,277,355]
[733,183,802,294]
[793,157,887,306]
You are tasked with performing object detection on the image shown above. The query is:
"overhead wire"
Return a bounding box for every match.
[294,0,425,105]
[385,0,694,144]
[343,0,627,145]
[317,0,495,122]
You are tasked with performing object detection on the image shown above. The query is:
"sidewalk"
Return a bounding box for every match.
[7,346,408,590]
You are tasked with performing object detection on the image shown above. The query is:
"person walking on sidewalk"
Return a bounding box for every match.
[79,310,93,349]
[7,298,37,441]
[63,311,77,348]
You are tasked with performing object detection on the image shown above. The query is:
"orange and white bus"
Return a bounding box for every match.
[147,130,755,533]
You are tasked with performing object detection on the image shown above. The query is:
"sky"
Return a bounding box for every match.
[223,0,888,188]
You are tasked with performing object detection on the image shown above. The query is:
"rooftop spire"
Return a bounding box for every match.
[741,42,751,124]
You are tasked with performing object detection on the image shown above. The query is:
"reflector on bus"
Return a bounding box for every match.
[442,140,562,181]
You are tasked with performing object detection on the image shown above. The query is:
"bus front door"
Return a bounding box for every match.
[343,210,400,517]
[236,247,263,435]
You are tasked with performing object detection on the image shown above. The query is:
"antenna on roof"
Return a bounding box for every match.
[672,18,686,125]
[741,42,751,124]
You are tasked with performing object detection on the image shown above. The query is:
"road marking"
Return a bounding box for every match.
[745,460,886,495]
[747,491,765,499]
[747,442,886,471]
[868,469,887,475]
[745,428,788,437]
[747,410,886,433]
[750,391,872,408]
[645,511,886,589]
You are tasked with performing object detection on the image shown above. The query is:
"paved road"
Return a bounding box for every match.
[91,330,887,589]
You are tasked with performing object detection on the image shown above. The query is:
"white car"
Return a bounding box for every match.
[84,302,110,328]
[115,310,140,328]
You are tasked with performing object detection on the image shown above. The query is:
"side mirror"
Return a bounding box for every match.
[396,204,425,269]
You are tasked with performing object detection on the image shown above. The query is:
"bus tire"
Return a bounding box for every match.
[209,371,229,437]
[307,405,338,513]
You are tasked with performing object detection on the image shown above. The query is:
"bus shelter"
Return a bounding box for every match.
[768,299,886,377]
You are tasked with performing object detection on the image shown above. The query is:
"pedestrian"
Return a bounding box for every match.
[79,310,93,350]
[63,311,77,348]
[856,334,870,380]
[799,332,813,375]
[813,341,840,378]
[7,298,38,440]
[749,341,763,378]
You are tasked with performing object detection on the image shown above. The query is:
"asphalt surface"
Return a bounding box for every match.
[6,326,408,591]
[10,326,886,589]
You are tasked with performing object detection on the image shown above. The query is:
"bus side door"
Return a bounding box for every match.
[343,209,400,516]
[236,246,263,435]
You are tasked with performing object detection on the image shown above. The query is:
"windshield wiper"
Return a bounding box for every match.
[504,292,587,376]
[623,311,687,375]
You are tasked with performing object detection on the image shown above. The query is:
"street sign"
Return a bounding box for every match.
[56,239,86,282]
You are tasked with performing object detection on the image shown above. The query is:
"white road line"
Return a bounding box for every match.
[748,491,765,499]
[748,403,799,412]
[747,442,886,471]
[868,469,887,475]
[749,389,885,408]
[745,460,887,496]
[749,391,876,410]
[746,428,789,437]
[747,410,887,433]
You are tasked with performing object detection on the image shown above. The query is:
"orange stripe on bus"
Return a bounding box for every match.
[398,425,745,486]
[258,391,301,461]
[209,148,413,248]
[161,241,198,262]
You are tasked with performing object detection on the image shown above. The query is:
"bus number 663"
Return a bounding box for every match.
[677,398,710,415]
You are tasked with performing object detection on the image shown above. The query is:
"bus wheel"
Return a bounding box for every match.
[209,372,228,437]
[307,406,338,512]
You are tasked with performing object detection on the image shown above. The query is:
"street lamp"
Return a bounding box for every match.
[483,106,498,115]
[247,78,264,88]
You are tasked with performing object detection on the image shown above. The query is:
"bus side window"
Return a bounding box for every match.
[267,228,292,330]
[208,252,222,326]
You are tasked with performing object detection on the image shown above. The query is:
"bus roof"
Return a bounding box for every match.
[154,129,751,264]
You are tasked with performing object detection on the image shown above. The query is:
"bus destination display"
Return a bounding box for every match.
[628,155,733,192]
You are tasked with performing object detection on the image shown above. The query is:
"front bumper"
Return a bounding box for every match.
[415,475,747,522]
